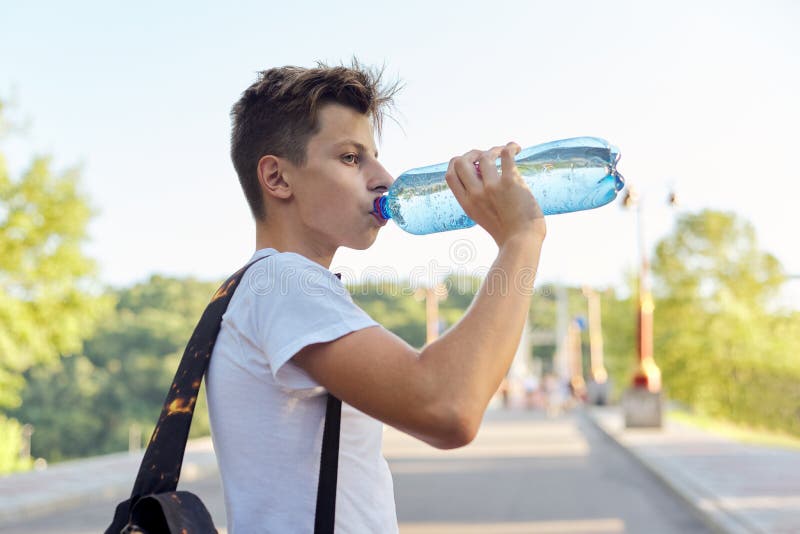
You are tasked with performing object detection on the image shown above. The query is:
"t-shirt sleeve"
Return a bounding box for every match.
[250,255,379,390]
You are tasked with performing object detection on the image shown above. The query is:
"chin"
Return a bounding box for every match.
[343,231,379,251]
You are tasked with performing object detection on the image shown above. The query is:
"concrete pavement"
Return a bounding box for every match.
[386,408,707,533]
[586,406,800,533]
[0,438,219,527]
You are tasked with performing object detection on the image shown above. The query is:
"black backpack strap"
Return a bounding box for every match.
[314,271,345,533]
[130,255,273,497]
[314,394,342,534]
[126,254,343,533]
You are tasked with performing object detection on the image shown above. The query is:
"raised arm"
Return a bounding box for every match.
[293,143,546,449]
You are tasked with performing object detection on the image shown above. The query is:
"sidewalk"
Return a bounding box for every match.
[0,438,218,527]
[585,406,800,534]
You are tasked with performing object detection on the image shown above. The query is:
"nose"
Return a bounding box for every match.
[369,161,394,193]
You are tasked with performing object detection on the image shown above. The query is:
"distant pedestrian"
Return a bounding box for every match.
[523,374,539,410]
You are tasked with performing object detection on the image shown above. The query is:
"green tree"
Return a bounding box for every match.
[349,274,483,349]
[349,280,427,347]
[0,101,112,472]
[0,413,32,473]
[651,209,800,434]
[13,275,221,461]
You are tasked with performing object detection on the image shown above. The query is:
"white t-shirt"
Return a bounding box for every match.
[206,248,398,533]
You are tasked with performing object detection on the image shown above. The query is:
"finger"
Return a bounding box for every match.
[472,146,503,177]
[460,147,486,175]
[499,142,522,182]
[477,146,504,186]
[445,157,467,200]
[454,150,484,194]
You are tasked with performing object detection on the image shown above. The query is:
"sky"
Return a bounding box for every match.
[2,0,799,303]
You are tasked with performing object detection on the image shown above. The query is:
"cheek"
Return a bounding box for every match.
[309,190,359,228]
[325,186,359,215]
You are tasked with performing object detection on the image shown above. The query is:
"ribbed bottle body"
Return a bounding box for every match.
[382,137,624,235]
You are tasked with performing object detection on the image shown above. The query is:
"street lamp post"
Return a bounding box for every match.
[415,283,448,344]
[567,319,586,401]
[20,424,33,462]
[582,286,609,405]
[627,190,662,393]
[620,185,673,428]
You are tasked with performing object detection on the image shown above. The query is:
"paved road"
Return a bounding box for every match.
[1,409,710,533]
[387,409,710,533]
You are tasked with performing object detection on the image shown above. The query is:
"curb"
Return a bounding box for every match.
[0,438,219,527]
[580,408,761,534]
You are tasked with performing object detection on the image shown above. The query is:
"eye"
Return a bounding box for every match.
[341,153,360,165]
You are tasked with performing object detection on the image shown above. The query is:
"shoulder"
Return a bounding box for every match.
[242,252,350,301]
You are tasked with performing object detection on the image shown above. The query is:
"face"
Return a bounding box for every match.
[281,103,394,252]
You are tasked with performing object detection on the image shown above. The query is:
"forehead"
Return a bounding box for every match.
[312,103,376,152]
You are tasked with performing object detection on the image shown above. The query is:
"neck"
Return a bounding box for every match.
[255,216,335,269]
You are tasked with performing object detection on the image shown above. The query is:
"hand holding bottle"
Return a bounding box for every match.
[445,142,546,247]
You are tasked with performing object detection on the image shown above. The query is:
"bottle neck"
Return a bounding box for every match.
[374,197,391,220]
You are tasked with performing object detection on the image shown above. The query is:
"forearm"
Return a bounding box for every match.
[419,233,544,425]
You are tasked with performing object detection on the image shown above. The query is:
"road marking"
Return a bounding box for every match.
[399,518,625,533]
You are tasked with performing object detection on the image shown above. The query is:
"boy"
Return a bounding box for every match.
[206,61,546,533]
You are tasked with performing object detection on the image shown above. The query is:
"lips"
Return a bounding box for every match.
[370,211,387,226]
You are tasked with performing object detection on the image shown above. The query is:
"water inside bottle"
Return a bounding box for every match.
[384,138,624,235]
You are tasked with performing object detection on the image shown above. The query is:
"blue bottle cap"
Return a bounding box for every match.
[373,197,391,220]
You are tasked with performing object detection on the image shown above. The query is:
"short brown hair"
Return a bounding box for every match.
[230,60,401,221]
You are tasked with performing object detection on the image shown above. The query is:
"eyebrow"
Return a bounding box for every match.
[336,140,378,159]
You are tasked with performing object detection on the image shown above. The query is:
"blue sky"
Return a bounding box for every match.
[2,0,799,303]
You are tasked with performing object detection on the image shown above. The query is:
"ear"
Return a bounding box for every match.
[257,155,293,200]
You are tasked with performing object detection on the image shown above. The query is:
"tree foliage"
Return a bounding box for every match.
[0,104,113,409]
[598,282,637,397]
[651,209,800,433]
[349,281,428,348]
[12,275,220,461]
[0,413,32,473]
[0,101,112,472]
[349,274,483,349]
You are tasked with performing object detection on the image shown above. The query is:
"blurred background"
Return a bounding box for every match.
[1,0,798,477]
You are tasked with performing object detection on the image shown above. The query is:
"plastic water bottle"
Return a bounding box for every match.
[372,137,625,235]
